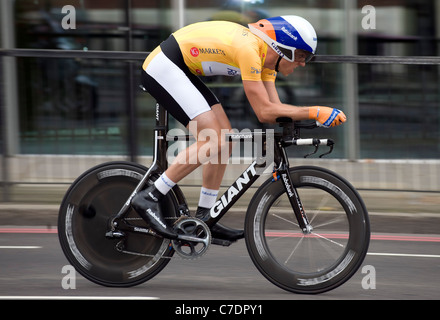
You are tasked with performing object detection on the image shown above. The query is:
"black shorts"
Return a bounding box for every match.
[141,35,219,127]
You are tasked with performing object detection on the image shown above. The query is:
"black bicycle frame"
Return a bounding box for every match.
[109,103,312,235]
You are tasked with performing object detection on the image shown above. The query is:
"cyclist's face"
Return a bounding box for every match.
[278,58,304,76]
[277,50,312,76]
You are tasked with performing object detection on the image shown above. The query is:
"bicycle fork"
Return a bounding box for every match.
[274,143,313,235]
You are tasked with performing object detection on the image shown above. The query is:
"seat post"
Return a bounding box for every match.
[154,102,169,170]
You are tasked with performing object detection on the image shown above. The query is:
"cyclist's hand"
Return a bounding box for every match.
[309,106,347,128]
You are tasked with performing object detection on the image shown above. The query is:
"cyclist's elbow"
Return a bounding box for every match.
[253,106,274,124]
[255,112,269,124]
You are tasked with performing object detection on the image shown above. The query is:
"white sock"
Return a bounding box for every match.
[154,172,176,195]
[198,187,219,209]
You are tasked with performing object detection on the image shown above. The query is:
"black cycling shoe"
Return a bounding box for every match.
[196,206,244,241]
[131,185,178,239]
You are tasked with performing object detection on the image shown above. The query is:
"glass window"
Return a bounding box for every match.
[10,0,440,159]
[14,0,171,155]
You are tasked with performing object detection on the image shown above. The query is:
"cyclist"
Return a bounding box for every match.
[133,15,347,241]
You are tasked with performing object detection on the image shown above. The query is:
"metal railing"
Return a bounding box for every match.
[3,48,440,64]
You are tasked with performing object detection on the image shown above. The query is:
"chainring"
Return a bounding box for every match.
[171,217,211,260]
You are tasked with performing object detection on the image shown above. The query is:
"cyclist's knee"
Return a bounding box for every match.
[190,110,232,161]
[198,130,223,161]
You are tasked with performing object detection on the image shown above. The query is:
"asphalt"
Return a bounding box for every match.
[0,184,439,234]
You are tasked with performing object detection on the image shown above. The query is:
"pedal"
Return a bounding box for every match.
[211,238,233,247]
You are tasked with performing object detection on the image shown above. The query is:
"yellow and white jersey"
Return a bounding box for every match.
[147,21,277,82]
[141,21,277,126]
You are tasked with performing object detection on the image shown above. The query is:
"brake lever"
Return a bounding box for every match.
[304,144,319,158]
[319,139,334,158]
[302,139,335,158]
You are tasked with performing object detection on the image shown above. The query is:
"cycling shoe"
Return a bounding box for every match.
[196,207,244,241]
[131,185,178,239]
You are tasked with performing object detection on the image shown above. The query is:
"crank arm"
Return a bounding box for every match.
[176,234,208,243]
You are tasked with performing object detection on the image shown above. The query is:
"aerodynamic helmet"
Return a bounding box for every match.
[248,15,317,63]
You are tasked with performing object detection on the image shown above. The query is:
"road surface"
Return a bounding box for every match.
[0,215,438,301]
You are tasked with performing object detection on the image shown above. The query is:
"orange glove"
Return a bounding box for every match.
[309,106,347,128]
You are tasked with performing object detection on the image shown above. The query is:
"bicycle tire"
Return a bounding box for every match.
[245,166,370,294]
[58,161,177,287]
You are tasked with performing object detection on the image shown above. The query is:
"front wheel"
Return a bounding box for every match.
[58,161,178,287]
[245,166,370,294]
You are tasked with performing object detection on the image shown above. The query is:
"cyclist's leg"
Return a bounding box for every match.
[148,100,241,240]
[136,35,233,238]
[195,104,243,241]
[165,104,243,241]
[165,107,227,182]
[200,103,233,191]
[164,103,232,191]
[131,108,222,239]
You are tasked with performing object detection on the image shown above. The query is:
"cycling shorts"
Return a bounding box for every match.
[142,35,219,127]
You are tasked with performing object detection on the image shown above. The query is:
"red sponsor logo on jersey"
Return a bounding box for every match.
[190,47,199,57]
[195,69,203,75]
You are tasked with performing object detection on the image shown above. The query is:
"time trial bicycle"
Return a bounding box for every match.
[58,102,370,294]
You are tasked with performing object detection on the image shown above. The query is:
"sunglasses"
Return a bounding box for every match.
[277,46,314,63]
[295,49,315,64]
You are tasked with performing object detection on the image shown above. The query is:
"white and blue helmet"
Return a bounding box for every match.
[249,15,317,62]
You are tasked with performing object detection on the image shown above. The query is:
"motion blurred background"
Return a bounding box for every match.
[1,0,439,214]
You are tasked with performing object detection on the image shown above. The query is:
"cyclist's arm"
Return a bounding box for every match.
[243,80,347,127]
[263,80,282,104]
[243,80,309,123]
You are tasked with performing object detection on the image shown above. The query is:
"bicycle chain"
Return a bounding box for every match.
[115,216,211,260]
[117,242,209,261]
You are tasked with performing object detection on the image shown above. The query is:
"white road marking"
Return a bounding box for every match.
[0,246,42,249]
[368,252,440,258]
[0,296,159,300]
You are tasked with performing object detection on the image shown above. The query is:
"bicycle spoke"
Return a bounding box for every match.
[262,181,354,275]
[307,194,330,224]
[311,232,345,248]
[312,214,346,229]
[284,236,304,265]
[271,212,299,228]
